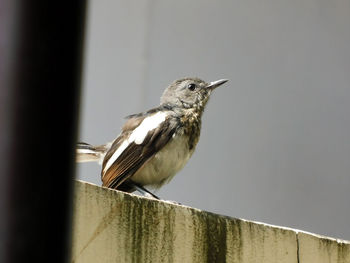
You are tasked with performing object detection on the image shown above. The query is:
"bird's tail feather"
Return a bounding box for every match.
[76,142,108,163]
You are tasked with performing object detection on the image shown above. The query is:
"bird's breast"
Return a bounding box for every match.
[130,132,195,188]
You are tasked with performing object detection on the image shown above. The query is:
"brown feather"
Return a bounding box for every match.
[101,112,179,190]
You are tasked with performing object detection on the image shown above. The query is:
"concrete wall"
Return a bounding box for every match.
[71,180,350,263]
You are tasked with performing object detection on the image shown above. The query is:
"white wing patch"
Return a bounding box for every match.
[129,112,167,144]
[103,140,129,173]
[103,112,167,173]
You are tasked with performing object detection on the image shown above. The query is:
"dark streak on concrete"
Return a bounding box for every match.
[205,214,227,263]
[296,232,300,263]
[337,241,350,263]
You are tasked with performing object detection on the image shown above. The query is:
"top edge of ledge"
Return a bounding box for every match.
[74,179,350,245]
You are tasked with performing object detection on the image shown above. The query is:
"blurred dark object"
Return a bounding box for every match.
[0,1,86,262]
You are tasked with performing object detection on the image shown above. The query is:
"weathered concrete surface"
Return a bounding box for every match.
[71,180,350,263]
[298,232,350,263]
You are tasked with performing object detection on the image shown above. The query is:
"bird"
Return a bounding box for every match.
[76,77,228,199]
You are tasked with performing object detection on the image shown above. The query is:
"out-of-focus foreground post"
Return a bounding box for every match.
[0,1,86,262]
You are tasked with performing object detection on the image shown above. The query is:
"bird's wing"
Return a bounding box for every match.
[101,112,179,189]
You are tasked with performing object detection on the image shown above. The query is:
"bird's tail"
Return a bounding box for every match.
[76,142,108,163]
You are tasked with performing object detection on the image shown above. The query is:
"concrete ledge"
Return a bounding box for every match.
[71,180,350,263]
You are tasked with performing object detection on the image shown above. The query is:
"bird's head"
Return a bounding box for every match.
[160,77,228,111]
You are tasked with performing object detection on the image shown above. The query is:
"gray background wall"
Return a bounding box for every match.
[77,0,350,240]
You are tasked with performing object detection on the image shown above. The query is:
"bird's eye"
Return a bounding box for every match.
[187,83,196,91]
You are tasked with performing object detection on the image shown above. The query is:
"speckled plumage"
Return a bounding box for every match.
[76,78,228,197]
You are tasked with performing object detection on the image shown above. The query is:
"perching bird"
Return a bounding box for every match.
[76,77,228,199]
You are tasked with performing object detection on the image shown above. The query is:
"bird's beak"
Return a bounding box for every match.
[207,79,229,90]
